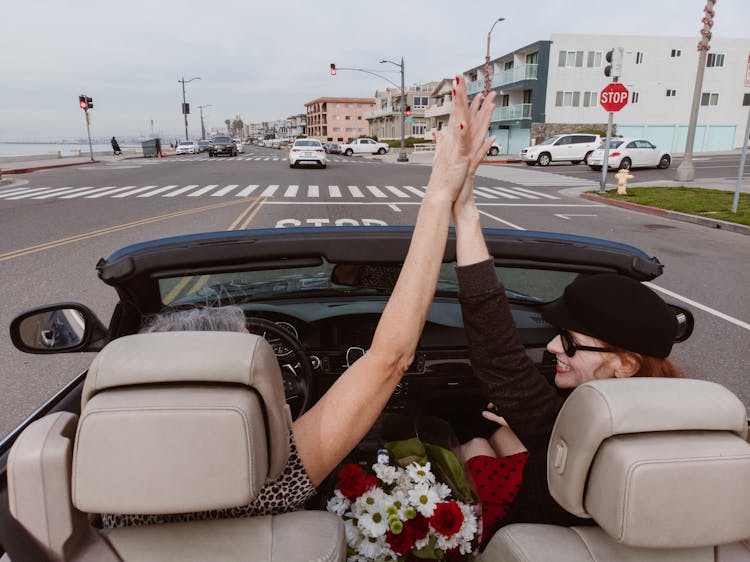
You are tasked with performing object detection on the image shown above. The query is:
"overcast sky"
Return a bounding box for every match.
[1,0,747,141]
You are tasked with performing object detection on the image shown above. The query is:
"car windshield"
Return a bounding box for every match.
[178,141,193,146]
[212,136,231,143]
[538,136,560,145]
[158,261,576,306]
[294,140,321,147]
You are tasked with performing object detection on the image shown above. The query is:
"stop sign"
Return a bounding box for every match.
[600,83,629,112]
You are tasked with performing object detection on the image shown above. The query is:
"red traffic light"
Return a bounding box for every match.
[330,63,336,76]
[405,106,411,117]
[79,95,87,109]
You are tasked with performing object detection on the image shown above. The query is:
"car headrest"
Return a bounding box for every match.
[548,378,750,548]
[73,331,292,514]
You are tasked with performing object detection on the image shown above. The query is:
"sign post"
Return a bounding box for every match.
[598,82,629,193]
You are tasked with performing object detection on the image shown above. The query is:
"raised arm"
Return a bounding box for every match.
[293,78,496,486]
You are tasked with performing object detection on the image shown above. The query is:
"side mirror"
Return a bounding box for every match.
[667,302,694,343]
[10,303,109,354]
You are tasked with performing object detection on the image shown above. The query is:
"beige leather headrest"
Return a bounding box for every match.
[548,378,750,547]
[82,331,291,476]
[73,332,292,514]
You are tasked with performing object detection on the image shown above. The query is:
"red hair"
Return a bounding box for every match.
[616,350,684,378]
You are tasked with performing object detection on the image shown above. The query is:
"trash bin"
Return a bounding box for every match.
[141,138,161,158]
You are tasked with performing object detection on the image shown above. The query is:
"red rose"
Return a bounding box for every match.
[386,524,415,555]
[430,501,464,537]
[364,474,379,493]
[337,464,368,500]
[405,513,429,541]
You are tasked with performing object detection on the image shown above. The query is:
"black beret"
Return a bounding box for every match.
[542,274,677,358]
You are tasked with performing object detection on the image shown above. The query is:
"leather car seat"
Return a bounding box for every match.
[7,331,346,562]
[478,378,750,562]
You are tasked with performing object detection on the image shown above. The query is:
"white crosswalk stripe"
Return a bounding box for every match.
[1,183,561,202]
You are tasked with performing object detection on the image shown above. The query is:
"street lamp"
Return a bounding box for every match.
[381,57,408,162]
[675,0,716,182]
[485,17,505,95]
[198,104,212,140]
[178,76,201,140]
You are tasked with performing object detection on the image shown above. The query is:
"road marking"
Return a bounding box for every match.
[477,209,526,230]
[227,198,261,230]
[645,282,750,332]
[60,186,120,199]
[236,184,259,197]
[0,187,39,198]
[389,204,402,212]
[554,214,598,220]
[473,187,498,199]
[261,184,279,197]
[239,197,267,229]
[513,187,560,200]
[87,185,139,198]
[163,184,199,197]
[187,184,219,197]
[112,185,159,198]
[137,185,180,197]
[401,185,425,198]
[34,186,97,199]
[3,187,62,199]
[212,184,239,196]
[308,185,319,198]
[284,185,299,197]
[0,199,252,262]
[329,185,342,198]
[366,185,387,198]
[384,185,409,198]
[348,185,364,198]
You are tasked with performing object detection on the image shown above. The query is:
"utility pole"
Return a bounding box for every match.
[381,58,408,162]
[675,0,716,182]
[178,76,201,141]
[198,105,212,140]
[485,18,505,96]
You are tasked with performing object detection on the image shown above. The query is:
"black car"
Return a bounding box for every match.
[8,227,745,562]
[208,135,237,157]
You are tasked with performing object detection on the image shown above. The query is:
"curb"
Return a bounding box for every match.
[1,160,100,174]
[581,193,750,236]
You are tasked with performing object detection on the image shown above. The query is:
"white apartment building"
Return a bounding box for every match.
[365,82,438,140]
[462,33,750,155]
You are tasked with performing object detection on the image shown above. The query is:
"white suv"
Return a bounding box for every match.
[520,134,601,166]
[341,138,389,156]
[289,139,327,169]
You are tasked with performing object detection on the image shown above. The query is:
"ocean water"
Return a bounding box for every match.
[0,142,138,158]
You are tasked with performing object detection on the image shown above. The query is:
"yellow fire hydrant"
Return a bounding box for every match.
[615,168,634,195]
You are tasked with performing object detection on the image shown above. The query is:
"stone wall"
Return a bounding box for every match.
[530,122,616,144]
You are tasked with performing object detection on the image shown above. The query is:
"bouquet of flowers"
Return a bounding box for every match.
[326,427,480,562]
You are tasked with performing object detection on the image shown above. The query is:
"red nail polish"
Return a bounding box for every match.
[452,88,456,95]
[455,76,461,85]
[460,123,464,130]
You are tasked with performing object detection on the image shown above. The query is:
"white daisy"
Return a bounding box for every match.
[457,501,480,546]
[406,461,436,485]
[373,463,400,485]
[326,489,351,516]
[356,534,390,559]
[407,482,441,517]
[433,481,452,501]
[344,518,364,549]
[358,508,390,538]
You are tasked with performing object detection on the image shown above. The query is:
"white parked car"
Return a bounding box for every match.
[588,138,672,171]
[520,133,601,166]
[289,138,327,168]
[487,140,501,156]
[175,140,199,155]
[341,138,389,156]
[232,139,245,154]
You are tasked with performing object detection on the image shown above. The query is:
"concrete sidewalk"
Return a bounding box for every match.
[0,150,166,175]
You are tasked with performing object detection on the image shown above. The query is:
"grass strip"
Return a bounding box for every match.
[592,187,750,226]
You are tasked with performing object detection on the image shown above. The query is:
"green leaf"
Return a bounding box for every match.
[424,443,477,504]
[385,437,426,467]
[412,536,440,559]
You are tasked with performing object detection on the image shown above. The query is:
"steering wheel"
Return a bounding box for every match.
[244,317,313,420]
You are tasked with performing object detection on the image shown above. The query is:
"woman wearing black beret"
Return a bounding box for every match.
[450,124,683,545]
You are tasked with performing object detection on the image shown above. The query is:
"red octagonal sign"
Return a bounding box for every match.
[600,83,629,112]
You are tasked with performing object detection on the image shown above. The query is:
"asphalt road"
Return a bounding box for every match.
[1,147,748,437]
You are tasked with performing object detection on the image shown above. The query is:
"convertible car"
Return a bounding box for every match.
[2,227,749,562]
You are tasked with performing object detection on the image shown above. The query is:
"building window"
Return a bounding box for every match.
[666,89,677,97]
[706,53,725,67]
[558,50,584,67]
[345,116,351,120]
[523,89,533,103]
[411,123,426,136]
[701,92,719,106]
[525,52,538,65]
[586,51,602,67]
[631,91,640,103]
[333,127,340,132]
[334,115,341,120]
[583,91,599,107]
[504,61,514,70]
[555,91,580,107]
[357,116,362,120]
[413,96,429,107]
[635,51,644,64]
[500,94,510,107]
[670,49,682,57]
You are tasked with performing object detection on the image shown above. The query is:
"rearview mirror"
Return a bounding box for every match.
[10,303,109,354]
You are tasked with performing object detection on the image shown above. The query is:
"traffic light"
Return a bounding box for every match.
[330,63,336,76]
[79,95,87,109]
[604,47,623,79]
[86,96,93,109]
[405,106,411,117]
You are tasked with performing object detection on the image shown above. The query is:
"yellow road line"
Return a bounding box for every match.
[1,198,251,262]
[239,197,267,229]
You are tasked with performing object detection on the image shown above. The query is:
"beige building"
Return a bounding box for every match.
[365,82,438,141]
[304,97,375,143]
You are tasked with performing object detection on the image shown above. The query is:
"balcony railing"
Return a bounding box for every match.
[424,100,453,119]
[491,103,532,121]
[467,64,539,95]
[364,108,397,120]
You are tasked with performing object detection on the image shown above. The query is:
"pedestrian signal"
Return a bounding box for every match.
[79,95,87,109]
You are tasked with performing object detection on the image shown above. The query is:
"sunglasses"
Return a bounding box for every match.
[558,329,617,358]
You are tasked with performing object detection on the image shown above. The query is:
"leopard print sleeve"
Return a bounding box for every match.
[101,431,316,528]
